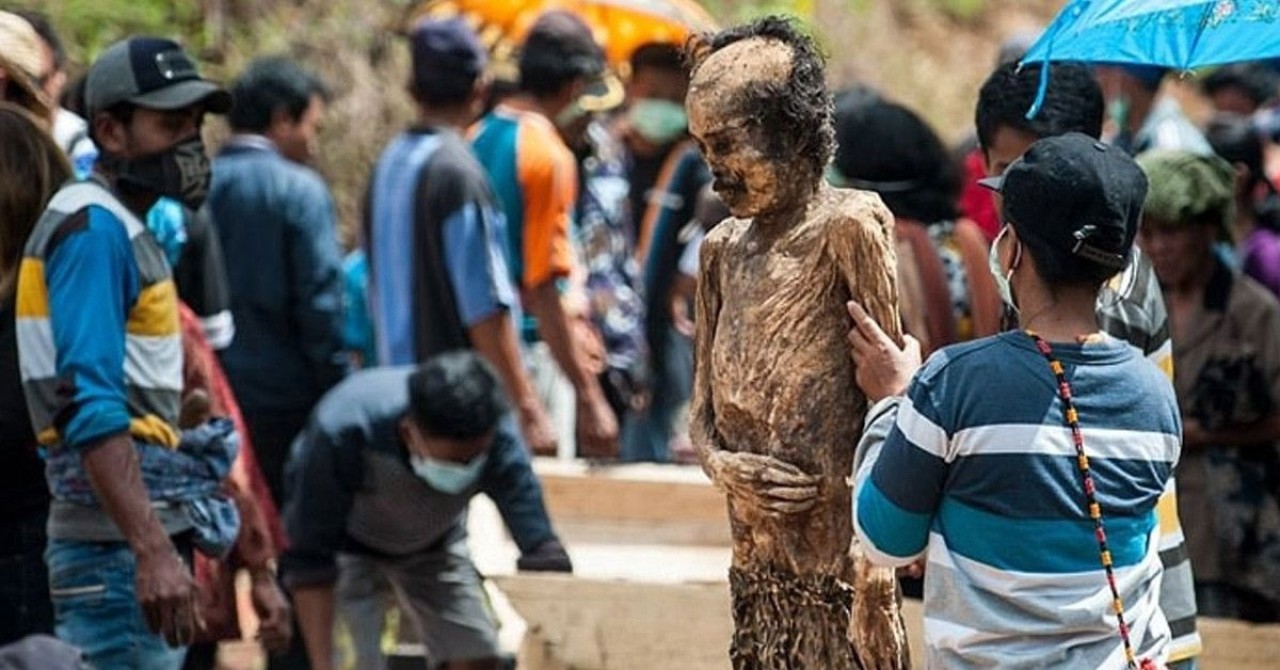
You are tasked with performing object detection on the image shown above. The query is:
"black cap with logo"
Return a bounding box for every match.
[980,132,1148,273]
[85,37,232,117]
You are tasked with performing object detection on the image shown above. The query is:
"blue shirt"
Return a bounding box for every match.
[854,331,1180,668]
[207,136,347,412]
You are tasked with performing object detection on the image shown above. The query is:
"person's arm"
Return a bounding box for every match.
[518,126,617,456]
[852,376,949,568]
[279,419,359,668]
[440,195,555,454]
[292,585,335,670]
[286,176,348,394]
[44,210,197,645]
[479,420,570,572]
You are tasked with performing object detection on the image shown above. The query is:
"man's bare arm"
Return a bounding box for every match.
[82,432,199,646]
[292,584,336,670]
[525,281,618,455]
[468,310,556,454]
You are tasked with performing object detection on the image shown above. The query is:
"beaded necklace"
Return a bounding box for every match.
[1027,331,1156,670]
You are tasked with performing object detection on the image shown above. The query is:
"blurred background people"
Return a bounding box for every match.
[1137,149,1280,624]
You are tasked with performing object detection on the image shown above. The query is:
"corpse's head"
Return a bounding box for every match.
[686,17,833,219]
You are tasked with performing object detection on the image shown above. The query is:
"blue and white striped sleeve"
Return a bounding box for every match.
[854,377,951,567]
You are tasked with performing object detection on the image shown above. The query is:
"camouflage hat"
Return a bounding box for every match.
[1135,149,1236,241]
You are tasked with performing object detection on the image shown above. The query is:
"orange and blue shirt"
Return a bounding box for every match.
[470,104,578,340]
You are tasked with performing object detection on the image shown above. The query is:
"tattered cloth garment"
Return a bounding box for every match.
[729,565,862,670]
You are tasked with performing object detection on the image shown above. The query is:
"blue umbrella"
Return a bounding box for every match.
[1020,0,1280,117]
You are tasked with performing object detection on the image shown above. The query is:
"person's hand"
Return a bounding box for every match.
[846,301,922,402]
[896,558,925,581]
[516,538,573,573]
[707,451,820,515]
[518,402,558,456]
[250,570,292,654]
[134,545,202,647]
[178,389,212,429]
[1181,416,1208,449]
[671,292,696,339]
[575,392,619,458]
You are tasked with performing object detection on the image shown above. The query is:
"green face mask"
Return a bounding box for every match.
[628,98,688,145]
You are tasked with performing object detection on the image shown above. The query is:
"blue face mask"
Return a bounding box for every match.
[410,453,488,495]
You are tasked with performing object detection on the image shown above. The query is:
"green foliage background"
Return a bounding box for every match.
[12,0,1035,247]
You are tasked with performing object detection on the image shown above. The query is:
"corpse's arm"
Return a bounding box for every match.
[690,226,819,515]
[830,194,904,354]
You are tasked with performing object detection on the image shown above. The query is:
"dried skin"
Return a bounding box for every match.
[693,183,909,670]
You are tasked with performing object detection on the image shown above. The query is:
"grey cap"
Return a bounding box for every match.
[85,37,232,117]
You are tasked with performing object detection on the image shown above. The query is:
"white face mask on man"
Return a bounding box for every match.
[410,453,488,495]
[988,225,1023,312]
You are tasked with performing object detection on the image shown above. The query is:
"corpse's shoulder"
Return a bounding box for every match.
[702,216,749,252]
[816,186,894,237]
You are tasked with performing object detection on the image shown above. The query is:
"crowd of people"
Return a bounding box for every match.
[1,3,1279,670]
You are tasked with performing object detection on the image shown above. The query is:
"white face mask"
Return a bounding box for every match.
[988,225,1022,312]
[410,453,488,495]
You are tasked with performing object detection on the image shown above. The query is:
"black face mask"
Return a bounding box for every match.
[102,136,212,210]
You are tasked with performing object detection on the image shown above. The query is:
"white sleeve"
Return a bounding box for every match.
[678,229,705,277]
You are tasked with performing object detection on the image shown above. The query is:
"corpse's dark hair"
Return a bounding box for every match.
[407,351,509,440]
[975,61,1103,150]
[687,15,834,181]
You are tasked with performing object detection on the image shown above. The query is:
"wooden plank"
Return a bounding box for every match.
[532,459,732,546]
[496,574,733,670]
[495,574,1280,670]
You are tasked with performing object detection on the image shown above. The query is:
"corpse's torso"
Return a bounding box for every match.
[704,189,891,574]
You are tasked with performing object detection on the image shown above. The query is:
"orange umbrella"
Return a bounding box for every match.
[412,0,719,71]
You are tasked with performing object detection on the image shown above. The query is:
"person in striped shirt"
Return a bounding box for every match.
[975,61,1200,667]
[851,133,1178,668]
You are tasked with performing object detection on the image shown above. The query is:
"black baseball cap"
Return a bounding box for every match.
[410,17,488,95]
[980,132,1148,272]
[520,10,623,112]
[85,37,232,117]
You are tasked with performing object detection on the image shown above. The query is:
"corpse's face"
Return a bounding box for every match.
[687,39,799,218]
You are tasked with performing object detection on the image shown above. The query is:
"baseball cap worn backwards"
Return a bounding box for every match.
[85,37,232,117]
[411,17,488,93]
[980,132,1148,272]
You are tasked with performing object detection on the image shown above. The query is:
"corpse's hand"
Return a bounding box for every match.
[516,538,573,573]
[846,301,922,402]
[250,570,292,654]
[706,451,819,515]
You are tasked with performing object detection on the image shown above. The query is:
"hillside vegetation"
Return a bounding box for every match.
[21,0,1063,243]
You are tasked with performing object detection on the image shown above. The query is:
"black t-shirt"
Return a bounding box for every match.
[0,301,50,528]
[628,149,670,228]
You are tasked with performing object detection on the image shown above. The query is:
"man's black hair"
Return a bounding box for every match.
[227,56,331,133]
[1206,112,1280,232]
[412,70,477,108]
[14,10,65,72]
[87,101,134,147]
[629,42,684,76]
[834,96,960,223]
[407,351,510,440]
[518,12,602,99]
[1202,62,1280,109]
[691,15,834,182]
[975,61,1103,150]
